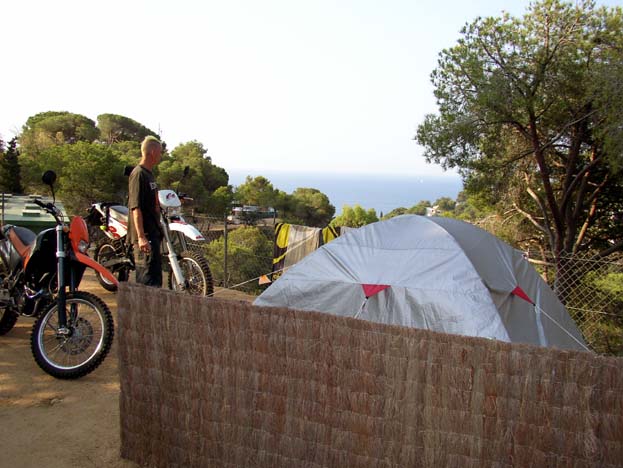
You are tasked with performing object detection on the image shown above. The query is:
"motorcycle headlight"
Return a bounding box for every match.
[167,206,182,217]
[78,239,89,253]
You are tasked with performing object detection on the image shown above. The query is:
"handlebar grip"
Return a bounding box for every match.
[33,198,55,213]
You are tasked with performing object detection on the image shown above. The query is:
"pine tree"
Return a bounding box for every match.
[0,138,23,194]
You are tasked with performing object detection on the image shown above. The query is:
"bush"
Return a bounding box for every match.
[203,227,272,294]
[575,271,623,355]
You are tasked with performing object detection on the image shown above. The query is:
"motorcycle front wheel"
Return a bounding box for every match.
[31,291,114,379]
[94,242,129,292]
[167,250,214,296]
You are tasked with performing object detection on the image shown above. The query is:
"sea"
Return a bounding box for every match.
[227,170,463,216]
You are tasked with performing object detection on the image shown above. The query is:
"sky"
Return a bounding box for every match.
[1,0,620,177]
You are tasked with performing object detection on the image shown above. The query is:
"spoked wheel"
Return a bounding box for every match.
[167,250,214,296]
[31,291,114,379]
[94,242,128,292]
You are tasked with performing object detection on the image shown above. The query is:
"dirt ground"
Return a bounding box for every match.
[0,272,253,468]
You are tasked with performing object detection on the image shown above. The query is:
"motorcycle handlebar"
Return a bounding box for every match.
[33,198,62,222]
[32,198,49,209]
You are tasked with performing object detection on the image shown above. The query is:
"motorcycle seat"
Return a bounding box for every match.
[108,205,129,224]
[8,226,36,259]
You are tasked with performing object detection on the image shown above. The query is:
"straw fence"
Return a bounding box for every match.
[117,284,622,468]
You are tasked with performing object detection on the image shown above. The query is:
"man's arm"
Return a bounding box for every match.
[132,207,150,252]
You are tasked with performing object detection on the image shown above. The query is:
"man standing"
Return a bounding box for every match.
[128,136,164,287]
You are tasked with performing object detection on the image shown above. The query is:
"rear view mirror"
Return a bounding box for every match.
[42,170,57,187]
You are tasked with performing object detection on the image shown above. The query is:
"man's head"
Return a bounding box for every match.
[140,136,162,168]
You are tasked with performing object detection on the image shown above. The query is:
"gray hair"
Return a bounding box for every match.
[141,136,161,157]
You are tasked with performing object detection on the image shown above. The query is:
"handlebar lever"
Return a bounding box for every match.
[33,198,60,218]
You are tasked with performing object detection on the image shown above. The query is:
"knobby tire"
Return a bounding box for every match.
[31,291,114,379]
[167,250,214,296]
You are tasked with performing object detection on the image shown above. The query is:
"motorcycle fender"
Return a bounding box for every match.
[168,222,205,241]
[74,251,119,287]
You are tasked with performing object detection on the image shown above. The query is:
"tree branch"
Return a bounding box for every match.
[528,115,563,250]
[572,173,609,253]
[560,156,602,213]
[512,201,547,233]
[594,240,623,259]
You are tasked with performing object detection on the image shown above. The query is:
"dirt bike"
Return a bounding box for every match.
[0,171,116,379]
[85,166,214,295]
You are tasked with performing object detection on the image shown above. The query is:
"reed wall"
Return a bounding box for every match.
[117,283,622,467]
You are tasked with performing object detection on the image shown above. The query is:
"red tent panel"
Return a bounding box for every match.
[511,286,534,305]
[362,284,390,298]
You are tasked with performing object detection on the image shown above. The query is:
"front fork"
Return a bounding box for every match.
[161,216,186,290]
[55,225,69,332]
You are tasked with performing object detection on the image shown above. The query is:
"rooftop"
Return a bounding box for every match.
[0,193,69,233]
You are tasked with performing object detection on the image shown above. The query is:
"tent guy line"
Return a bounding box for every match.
[535,305,591,352]
[207,267,287,297]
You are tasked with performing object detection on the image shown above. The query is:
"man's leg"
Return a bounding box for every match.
[145,237,163,287]
[134,237,162,287]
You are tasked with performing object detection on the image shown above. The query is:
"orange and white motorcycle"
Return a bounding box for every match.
[0,171,116,379]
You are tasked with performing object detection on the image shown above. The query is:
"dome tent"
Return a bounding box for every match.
[254,215,588,351]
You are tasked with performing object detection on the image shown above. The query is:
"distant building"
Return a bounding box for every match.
[228,205,276,225]
[0,194,68,233]
[425,205,441,217]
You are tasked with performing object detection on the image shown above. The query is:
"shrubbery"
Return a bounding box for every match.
[203,226,272,294]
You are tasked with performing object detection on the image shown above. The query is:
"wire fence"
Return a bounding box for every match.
[184,214,275,296]
[184,214,622,356]
[525,251,623,356]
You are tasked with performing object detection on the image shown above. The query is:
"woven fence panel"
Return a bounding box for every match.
[117,283,623,468]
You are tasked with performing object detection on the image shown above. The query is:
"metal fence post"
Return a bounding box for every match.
[223,214,228,288]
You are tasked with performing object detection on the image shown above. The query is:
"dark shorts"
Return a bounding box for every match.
[133,235,162,287]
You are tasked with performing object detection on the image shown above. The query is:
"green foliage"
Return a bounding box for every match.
[289,188,335,227]
[407,200,431,216]
[271,189,292,220]
[19,111,99,157]
[591,322,623,356]
[22,141,128,213]
[382,207,408,220]
[332,204,378,228]
[453,191,495,221]
[138,140,229,213]
[592,273,623,296]
[109,141,142,170]
[415,0,623,259]
[0,138,23,193]
[178,144,228,194]
[234,176,279,207]
[203,226,272,293]
[234,177,334,227]
[15,112,233,216]
[205,185,235,216]
[382,199,455,220]
[97,113,158,144]
[578,271,623,355]
[434,196,456,212]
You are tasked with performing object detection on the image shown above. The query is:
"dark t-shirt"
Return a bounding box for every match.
[127,165,162,244]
